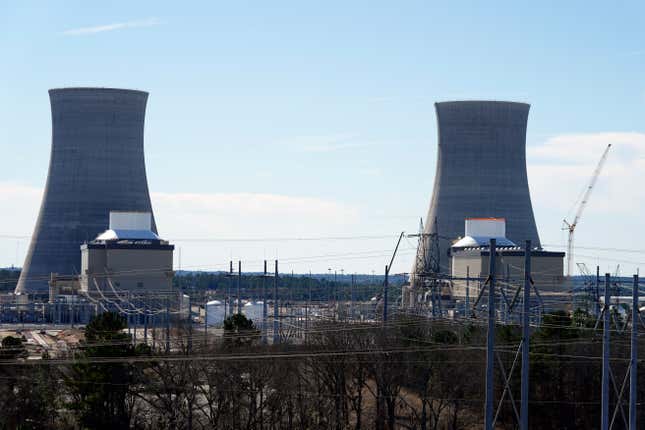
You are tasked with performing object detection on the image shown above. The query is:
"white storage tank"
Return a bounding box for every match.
[206,300,226,327]
[243,301,263,324]
[180,294,190,319]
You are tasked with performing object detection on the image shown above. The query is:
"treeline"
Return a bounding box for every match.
[0,310,642,429]
[174,271,404,303]
[0,268,19,292]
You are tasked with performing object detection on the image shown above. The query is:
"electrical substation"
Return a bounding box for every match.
[0,88,639,430]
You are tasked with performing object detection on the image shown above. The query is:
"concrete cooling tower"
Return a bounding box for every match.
[415,101,541,274]
[16,88,157,295]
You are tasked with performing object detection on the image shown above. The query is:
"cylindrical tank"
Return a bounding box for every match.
[243,301,263,324]
[415,101,541,276]
[206,300,226,326]
[16,88,157,294]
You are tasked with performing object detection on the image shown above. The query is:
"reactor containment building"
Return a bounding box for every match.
[16,88,157,295]
[412,101,542,278]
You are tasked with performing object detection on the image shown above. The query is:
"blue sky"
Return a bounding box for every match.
[1,1,644,276]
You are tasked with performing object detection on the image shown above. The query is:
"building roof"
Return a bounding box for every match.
[95,229,160,241]
[452,236,517,248]
[451,247,565,258]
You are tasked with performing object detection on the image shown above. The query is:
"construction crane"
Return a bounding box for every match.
[563,143,612,277]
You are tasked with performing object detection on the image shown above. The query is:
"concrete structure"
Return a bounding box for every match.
[17,88,156,295]
[404,218,563,309]
[414,101,541,276]
[79,212,173,296]
[449,219,563,297]
[450,248,565,297]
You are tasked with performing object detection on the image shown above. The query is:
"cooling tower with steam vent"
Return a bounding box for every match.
[16,88,157,295]
[415,101,541,273]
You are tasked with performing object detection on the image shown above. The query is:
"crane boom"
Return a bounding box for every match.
[564,143,611,276]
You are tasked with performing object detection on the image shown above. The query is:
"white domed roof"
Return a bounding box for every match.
[452,236,516,248]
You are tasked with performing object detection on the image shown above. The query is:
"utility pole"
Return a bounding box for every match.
[465,266,470,316]
[204,299,208,346]
[70,290,75,329]
[126,292,131,337]
[334,270,338,318]
[144,293,148,345]
[505,264,510,323]
[165,297,170,354]
[226,260,232,318]
[431,283,437,318]
[273,260,279,344]
[629,274,639,430]
[237,260,242,314]
[262,260,268,344]
[596,266,601,316]
[306,272,312,342]
[520,240,531,430]
[484,238,497,430]
[382,232,405,325]
[437,280,443,318]
[151,312,156,350]
[601,273,611,430]
[383,265,389,324]
[350,273,355,320]
[132,295,137,344]
[187,295,192,353]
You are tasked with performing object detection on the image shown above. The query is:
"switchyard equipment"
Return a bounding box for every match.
[17,88,157,295]
[406,218,444,313]
[412,101,542,280]
[563,144,611,277]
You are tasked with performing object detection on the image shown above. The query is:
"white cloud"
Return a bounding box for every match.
[0,184,364,270]
[0,186,362,239]
[63,17,161,36]
[151,192,362,270]
[529,132,645,164]
[0,182,42,267]
[0,182,42,234]
[528,132,645,274]
[528,132,645,215]
[151,191,359,235]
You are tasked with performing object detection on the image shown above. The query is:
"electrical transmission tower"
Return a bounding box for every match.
[409,217,442,315]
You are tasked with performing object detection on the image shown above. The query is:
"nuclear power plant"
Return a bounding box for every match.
[4,90,570,333]
[16,88,158,295]
[412,101,543,275]
[404,100,565,310]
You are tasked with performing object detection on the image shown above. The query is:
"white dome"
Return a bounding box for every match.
[452,236,516,248]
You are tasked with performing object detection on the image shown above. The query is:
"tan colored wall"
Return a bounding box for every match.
[451,251,564,298]
[81,247,173,294]
[451,254,485,298]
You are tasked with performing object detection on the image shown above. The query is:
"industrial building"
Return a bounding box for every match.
[412,101,542,280]
[450,218,564,298]
[79,211,174,296]
[403,218,564,310]
[17,88,157,295]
